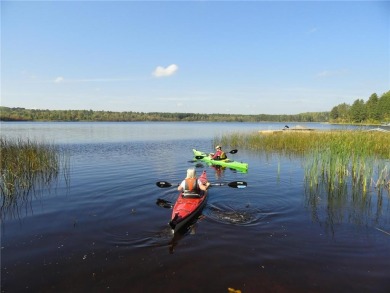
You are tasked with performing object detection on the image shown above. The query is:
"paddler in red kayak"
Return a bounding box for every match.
[178,168,210,196]
[209,145,227,160]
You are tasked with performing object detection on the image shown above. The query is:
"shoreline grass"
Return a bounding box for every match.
[216,130,390,194]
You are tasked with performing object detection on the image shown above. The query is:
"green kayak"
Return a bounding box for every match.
[193,149,248,172]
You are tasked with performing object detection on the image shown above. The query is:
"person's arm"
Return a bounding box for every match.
[211,150,221,159]
[198,180,210,191]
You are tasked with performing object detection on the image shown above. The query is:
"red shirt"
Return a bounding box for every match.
[211,149,223,159]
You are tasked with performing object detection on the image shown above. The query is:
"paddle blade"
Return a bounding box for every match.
[228,181,247,188]
[156,181,173,188]
[156,198,173,208]
[229,149,238,154]
[195,156,205,159]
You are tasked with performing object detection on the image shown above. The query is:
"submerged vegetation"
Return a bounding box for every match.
[0,138,69,218]
[217,130,390,195]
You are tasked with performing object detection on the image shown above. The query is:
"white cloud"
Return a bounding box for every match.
[152,64,178,77]
[316,69,348,78]
[317,70,332,77]
[307,27,318,34]
[54,76,64,83]
[52,76,141,83]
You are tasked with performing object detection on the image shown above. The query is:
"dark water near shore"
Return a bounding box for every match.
[1,122,389,292]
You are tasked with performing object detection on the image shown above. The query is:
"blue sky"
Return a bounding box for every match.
[2,1,389,115]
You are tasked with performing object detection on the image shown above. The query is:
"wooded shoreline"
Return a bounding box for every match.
[0,106,328,123]
[1,90,389,124]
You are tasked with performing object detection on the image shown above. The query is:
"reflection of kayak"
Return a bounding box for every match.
[193,149,248,172]
[169,171,209,233]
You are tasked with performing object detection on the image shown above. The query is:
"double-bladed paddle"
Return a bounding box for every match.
[155,180,247,208]
[195,149,238,160]
[156,180,247,188]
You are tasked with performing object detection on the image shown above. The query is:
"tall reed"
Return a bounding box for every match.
[216,130,390,193]
[0,138,68,208]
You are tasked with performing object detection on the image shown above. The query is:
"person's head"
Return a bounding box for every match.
[186,168,196,178]
[215,145,222,150]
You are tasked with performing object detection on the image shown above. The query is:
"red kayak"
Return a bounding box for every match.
[169,171,208,233]
[156,173,247,233]
[169,190,208,232]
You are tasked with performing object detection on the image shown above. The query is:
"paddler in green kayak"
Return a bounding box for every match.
[209,145,227,160]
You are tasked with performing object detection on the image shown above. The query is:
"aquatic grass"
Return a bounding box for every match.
[216,130,390,194]
[0,137,69,213]
[307,131,389,195]
[218,130,390,158]
[217,129,389,233]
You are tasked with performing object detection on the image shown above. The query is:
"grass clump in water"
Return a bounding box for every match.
[0,138,67,207]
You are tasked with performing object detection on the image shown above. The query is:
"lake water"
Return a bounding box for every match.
[1,122,389,292]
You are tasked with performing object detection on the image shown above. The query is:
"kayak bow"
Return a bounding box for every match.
[169,190,208,233]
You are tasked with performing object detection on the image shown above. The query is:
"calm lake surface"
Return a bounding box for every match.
[1,122,389,292]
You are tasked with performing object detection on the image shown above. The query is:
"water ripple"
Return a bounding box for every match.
[204,203,268,226]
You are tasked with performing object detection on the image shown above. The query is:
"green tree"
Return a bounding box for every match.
[329,103,350,123]
[378,91,390,122]
[350,99,366,123]
[365,93,380,122]
[330,106,339,120]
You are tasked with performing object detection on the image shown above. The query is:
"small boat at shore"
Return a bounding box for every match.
[259,125,316,134]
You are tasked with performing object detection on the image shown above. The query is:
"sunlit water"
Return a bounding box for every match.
[1,122,389,292]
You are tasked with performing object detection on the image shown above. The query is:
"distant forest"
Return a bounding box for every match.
[0,107,328,122]
[329,91,390,124]
[1,91,389,123]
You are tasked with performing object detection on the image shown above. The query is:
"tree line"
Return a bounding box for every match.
[0,107,328,123]
[330,91,390,124]
[1,90,388,123]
